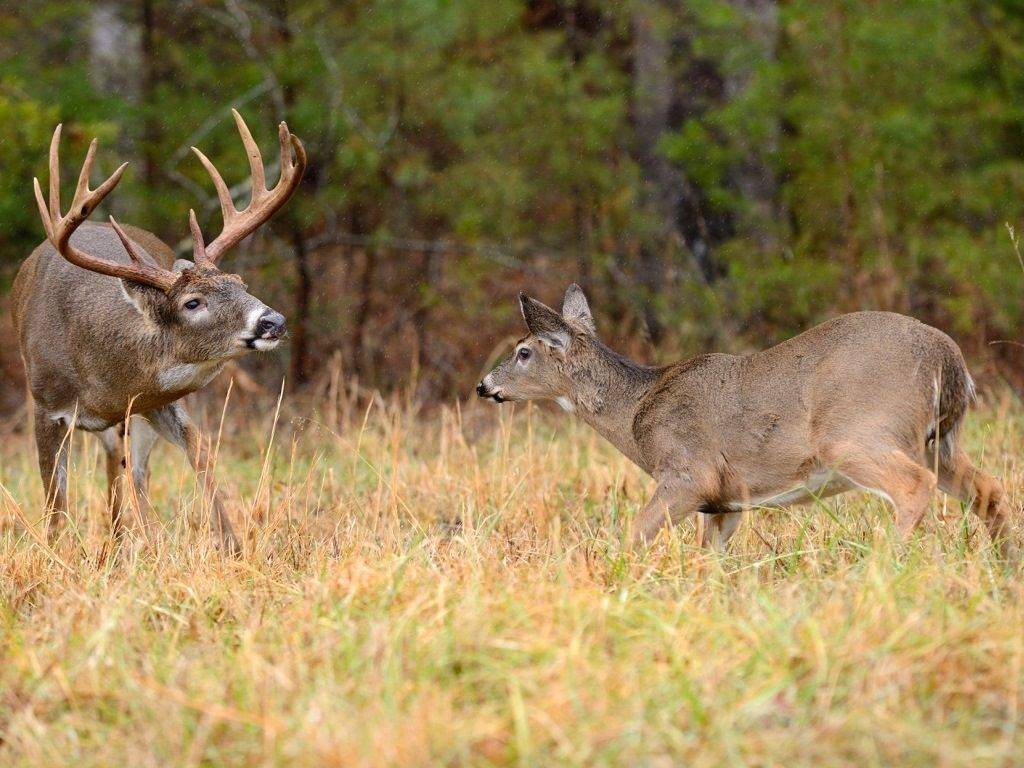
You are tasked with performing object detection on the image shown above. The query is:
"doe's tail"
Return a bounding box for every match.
[926,341,975,464]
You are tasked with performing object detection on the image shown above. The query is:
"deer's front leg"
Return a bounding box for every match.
[700,511,743,551]
[630,476,703,551]
[147,403,240,554]
[34,409,71,539]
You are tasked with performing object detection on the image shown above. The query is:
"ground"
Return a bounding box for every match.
[0,392,1022,767]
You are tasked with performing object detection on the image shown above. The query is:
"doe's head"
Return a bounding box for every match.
[477,283,595,404]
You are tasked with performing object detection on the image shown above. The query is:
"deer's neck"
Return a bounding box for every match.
[120,319,220,390]
[564,342,659,471]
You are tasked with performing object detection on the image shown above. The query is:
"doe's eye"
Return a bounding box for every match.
[517,347,531,361]
[183,298,203,311]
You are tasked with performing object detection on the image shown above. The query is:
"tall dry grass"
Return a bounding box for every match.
[0,388,1022,767]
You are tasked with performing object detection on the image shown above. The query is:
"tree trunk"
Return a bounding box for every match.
[139,0,158,187]
[573,196,592,293]
[724,0,782,251]
[351,248,376,379]
[632,2,682,343]
[288,221,312,388]
[269,0,315,390]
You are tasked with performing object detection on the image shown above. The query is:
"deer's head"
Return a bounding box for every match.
[120,259,286,363]
[477,284,596,406]
[34,110,304,364]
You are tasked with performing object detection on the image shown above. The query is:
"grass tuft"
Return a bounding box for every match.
[1,394,1022,766]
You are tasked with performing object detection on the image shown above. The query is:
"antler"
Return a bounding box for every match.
[33,125,179,292]
[190,109,307,265]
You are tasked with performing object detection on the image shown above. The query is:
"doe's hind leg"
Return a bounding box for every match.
[825,443,936,540]
[937,448,1019,562]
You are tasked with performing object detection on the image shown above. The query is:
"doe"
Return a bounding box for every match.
[477,285,1018,560]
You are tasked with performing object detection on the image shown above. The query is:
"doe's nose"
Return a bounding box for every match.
[257,310,287,339]
[476,382,488,398]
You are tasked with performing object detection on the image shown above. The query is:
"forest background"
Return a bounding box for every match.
[2,0,1023,413]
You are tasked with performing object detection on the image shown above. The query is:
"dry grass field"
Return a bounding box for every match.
[1,389,1023,767]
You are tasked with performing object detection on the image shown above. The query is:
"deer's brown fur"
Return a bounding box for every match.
[12,113,305,552]
[478,285,1018,561]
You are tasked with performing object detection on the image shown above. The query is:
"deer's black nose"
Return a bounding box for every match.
[257,311,287,339]
[476,382,487,397]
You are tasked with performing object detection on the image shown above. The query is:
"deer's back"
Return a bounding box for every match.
[633,311,967,469]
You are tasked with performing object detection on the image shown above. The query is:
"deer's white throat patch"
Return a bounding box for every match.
[158,360,223,392]
[555,396,575,413]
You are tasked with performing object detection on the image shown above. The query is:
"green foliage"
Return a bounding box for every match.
[672,0,1024,343]
[1,0,1022,393]
[0,80,58,280]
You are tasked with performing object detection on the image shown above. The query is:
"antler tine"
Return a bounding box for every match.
[107,217,178,290]
[33,124,179,292]
[108,217,145,265]
[75,139,98,201]
[189,208,210,265]
[233,109,265,197]
[91,161,129,208]
[190,110,307,264]
[277,122,290,180]
[191,145,235,225]
[48,124,62,223]
[280,122,308,193]
[33,177,54,241]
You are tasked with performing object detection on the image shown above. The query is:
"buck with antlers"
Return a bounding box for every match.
[11,110,306,552]
[477,285,1019,562]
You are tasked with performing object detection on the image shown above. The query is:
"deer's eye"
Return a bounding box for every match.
[517,347,531,361]
[183,298,203,311]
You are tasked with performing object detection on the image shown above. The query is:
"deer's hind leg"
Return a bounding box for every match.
[937,448,1019,562]
[97,424,127,534]
[825,442,936,540]
[124,416,158,518]
[97,417,158,537]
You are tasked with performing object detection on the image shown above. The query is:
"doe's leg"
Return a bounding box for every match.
[938,448,1019,563]
[146,403,240,554]
[825,442,936,540]
[34,409,72,539]
[700,511,743,551]
[631,477,704,551]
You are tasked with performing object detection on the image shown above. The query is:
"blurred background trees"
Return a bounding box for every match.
[1,0,1023,409]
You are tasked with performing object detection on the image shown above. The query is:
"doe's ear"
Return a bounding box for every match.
[519,292,571,350]
[562,283,595,333]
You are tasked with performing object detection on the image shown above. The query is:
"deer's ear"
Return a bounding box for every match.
[562,283,595,333]
[520,292,571,350]
[118,278,160,316]
[173,258,194,273]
